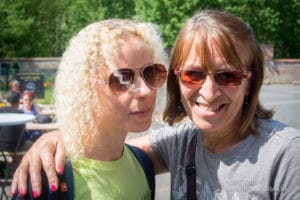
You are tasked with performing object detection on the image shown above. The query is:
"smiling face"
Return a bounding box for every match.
[22,93,34,109]
[179,41,251,137]
[98,35,157,134]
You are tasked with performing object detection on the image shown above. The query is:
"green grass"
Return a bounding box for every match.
[35,87,54,104]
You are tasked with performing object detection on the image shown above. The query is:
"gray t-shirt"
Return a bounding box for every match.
[150,118,300,200]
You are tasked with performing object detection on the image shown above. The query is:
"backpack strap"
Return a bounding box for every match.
[38,158,73,200]
[185,133,197,200]
[126,144,155,200]
[56,158,74,200]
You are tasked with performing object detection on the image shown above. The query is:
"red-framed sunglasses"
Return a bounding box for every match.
[108,63,167,93]
[174,69,252,86]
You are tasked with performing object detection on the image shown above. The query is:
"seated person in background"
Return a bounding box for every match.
[9,80,21,94]
[19,90,40,115]
[19,90,42,141]
[0,91,23,113]
[0,91,31,153]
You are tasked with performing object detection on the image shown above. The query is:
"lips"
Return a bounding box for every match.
[129,108,152,117]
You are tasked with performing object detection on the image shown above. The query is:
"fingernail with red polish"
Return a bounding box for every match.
[32,190,39,198]
[10,189,15,196]
[18,188,24,196]
[57,165,63,173]
[50,184,57,191]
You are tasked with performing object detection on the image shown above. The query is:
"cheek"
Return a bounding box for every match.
[108,93,134,114]
[179,84,196,111]
[225,85,248,108]
[179,83,196,99]
[151,90,158,103]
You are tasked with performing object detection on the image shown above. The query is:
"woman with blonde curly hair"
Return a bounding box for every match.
[12,19,168,199]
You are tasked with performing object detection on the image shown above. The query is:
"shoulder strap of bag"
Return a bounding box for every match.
[126,144,155,200]
[185,133,197,200]
[56,158,73,200]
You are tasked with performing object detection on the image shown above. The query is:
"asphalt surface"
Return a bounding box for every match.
[153,84,300,200]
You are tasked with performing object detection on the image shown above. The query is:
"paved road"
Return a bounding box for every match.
[154,84,300,200]
[260,84,300,129]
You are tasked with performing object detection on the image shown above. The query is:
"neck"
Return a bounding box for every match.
[24,104,32,110]
[83,128,128,161]
[202,110,246,153]
[202,129,244,154]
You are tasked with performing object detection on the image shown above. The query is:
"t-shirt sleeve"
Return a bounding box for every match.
[272,138,300,199]
[149,121,196,170]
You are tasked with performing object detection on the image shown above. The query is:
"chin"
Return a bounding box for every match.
[193,119,218,132]
[130,121,152,133]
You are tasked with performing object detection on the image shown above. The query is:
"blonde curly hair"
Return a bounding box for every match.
[55,19,169,157]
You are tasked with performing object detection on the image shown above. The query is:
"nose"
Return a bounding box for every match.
[199,74,221,102]
[129,74,154,98]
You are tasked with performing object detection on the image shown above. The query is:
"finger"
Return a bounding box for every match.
[55,138,67,174]
[39,137,60,192]
[12,151,31,196]
[10,169,18,196]
[10,168,22,196]
[28,150,43,198]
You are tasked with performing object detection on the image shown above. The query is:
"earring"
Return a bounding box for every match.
[244,96,249,106]
[243,96,249,113]
[177,100,184,113]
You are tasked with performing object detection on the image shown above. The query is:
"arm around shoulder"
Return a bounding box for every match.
[127,135,168,174]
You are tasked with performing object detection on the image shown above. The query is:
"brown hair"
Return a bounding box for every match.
[163,10,273,137]
[22,90,35,99]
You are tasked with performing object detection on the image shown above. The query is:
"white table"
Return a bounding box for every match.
[26,122,58,132]
[0,113,36,126]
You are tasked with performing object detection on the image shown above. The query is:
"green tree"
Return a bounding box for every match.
[218,0,300,58]
[274,0,300,58]
[61,0,106,49]
[0,0,34,57]
[24,0,66,56]
[103,0,135,18]
[0,0,299,58]
[0,0,65,57]
[135,0,221,50]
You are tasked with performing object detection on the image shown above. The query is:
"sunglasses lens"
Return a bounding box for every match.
[180,70,206,84]
[108,64,167,94]
[215,71,243,86]
[109,69,134,92]
[176,70,249,86]
[142,64,167,89]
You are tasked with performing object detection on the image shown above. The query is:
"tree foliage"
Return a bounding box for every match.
[0,0,299,58]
